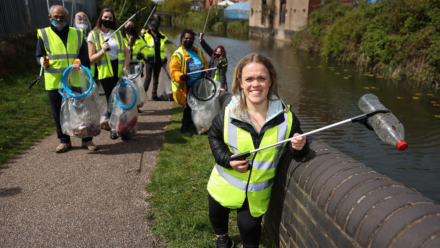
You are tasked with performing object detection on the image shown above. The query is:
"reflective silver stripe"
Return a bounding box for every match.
[160,50,165,52]
[252,160,273,170]
[273,112,289,167]
[48,54,77,60]
[97,60,108,66]
[115,31,124,55]
[118,49,124,54]
[40,28,51,54]
[94,30,102,51]
[146,45,154,48]
[118,60,124,65]
[44,68,66,73]
[215,164,274,192]
[140,45,148,50]
[75,29,82,58]
[227,108,238,154]
[132,53,140,57]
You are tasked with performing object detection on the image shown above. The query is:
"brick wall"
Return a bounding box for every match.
[264,136,440,248]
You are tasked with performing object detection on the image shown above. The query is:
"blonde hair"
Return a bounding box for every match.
[231,53,287,121]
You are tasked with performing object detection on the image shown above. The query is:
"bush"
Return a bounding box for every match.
[175,10,225,30]
[227,20,249,34]
[292,0,440,85]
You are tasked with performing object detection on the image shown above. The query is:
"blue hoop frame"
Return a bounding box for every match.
[115,79,137,110]
[60,65,94,98]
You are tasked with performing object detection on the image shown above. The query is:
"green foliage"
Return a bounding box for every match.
[261,0,276,27]
[174,10,225,30]
[293,0,440,84]
[98,0,155,30]
[160,0,192,17]
[145,103,274,247]
[227,20,249,34]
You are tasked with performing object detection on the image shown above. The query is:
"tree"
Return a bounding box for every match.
[97,0,155,31]
[160,0,191,26]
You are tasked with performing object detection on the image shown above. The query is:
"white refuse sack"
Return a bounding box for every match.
[127,60,147,108]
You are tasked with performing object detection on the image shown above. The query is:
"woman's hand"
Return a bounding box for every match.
[122,67,127,79]
[230,155,248,173]
[291,133,306,151]
[102,42,110,51]
[199,32,204,42]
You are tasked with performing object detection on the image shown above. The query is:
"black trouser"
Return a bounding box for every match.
[182,84,193,129]
[100,60,120,115]
[48,90,92,144]
[208,194,263,248]
[144,62,162,95]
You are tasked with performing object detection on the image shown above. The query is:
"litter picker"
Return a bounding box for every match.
[118,0,128,22]
[142,0,162,29]
[186,68,217,75]
[230,110,392,161]
[162,65,171,80]
[202,0,214,34]
[29,62,45,89]
[103,7,147,51]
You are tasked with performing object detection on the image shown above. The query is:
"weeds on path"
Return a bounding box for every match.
[0,70,55,165]
[145,103,275,247]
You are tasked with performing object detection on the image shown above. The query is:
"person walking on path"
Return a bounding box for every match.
[87,8,131,139]
[169,29,209,137]
[199,33,228,91]
[207,53,309,247]
[142,20,168,101]
[36,5,96,153]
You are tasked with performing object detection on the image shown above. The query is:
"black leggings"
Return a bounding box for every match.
[208,194,263,248]
[99,60,120,115]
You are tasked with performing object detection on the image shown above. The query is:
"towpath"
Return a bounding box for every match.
[0,53,174,247]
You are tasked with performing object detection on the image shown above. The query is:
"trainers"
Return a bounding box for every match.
[56,142,72,153]
[151,95,161,101]
[216,235,234,248]
[110,131,119,140]
[82,141,98,151]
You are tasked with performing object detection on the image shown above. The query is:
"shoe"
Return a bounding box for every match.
[101,119,111,131]
[56,142,72,153]
[216,235,234,248]
[180,127,193,137]
[138,108,141,113]
[151,95,161,101]
[82,141,98,151]
[110,131,119,140]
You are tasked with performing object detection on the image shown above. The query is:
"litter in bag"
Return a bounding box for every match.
[187,78,221,135]
[159,66,173,101]
[59,65,105,138]
[127,61,147,108]
[108,77,138,140]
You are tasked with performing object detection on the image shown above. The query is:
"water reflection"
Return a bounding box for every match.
[163,27,440,202]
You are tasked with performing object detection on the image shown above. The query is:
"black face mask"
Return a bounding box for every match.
[183,40,193,48]
[151,27,158,33]
[215,54,221,58]
[126,26,136,34]
[101,20,113,29]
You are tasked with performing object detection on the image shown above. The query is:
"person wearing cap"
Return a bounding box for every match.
[36,5,97,153]
[141,20,168,101]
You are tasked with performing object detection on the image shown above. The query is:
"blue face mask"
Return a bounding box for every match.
[51,19,68,31]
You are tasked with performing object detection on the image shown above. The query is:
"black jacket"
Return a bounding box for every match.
[199,39,228,90]
[208,105,309,169]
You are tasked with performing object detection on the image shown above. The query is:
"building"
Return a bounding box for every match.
[205,0,249,8]
[249,0,321,41]
[191,0,206,10]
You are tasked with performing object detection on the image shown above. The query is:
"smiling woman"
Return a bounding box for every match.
[206,53,309,247]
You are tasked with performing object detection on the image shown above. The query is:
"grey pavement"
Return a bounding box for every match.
[0,56,174,247]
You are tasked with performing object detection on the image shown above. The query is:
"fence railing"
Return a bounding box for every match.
[0,0,98,40]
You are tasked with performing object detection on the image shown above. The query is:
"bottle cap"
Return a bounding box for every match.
[396,140,408,151]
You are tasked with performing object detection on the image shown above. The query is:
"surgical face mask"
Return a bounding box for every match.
[76,24,88,30]
[51,19,68,31]
[215,54,221,58]
[151,27,158,33]
[183,40,193,48]
[101,19,113,29]
[126,26,135,34]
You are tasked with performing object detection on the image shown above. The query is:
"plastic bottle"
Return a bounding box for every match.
[358,94,408,151]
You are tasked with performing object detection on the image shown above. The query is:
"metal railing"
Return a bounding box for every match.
[0,0,98,40]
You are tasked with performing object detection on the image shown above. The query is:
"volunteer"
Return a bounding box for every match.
[88,8,131,140]
[123,20,148,62]
[142,20,168,101]
[170,29,209,137]
[207,53,309,248]
[199,33,228,91]
[73,11,91,68]
[36,5,97,153]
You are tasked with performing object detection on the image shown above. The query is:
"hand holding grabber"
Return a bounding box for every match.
[29,56,48,89]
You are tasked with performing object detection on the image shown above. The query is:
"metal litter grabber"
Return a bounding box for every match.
[202,0,214,34]
[29,62,45,89]
[230,94,408,161]
[104,7,147,51]
[142,0,163,29]
[159,65,173,101]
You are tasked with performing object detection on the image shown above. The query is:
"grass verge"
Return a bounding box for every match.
[145,103,275,247]
[0,69,55,165]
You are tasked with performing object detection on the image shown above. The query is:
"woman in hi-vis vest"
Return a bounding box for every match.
[87,8,131,139]
[207,53,309,248]
[198,33,228,91]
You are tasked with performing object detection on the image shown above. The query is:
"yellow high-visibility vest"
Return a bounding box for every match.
[143,31,167,64]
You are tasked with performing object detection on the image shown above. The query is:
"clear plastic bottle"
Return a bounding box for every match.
[358,94,408,151]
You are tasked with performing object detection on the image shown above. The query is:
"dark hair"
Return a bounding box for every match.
[123,20,139,46]
[93,8,118,31]
[211,45,226,61]
[180,29,195,44]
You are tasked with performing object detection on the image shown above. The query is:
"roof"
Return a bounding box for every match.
[224,2,250,19]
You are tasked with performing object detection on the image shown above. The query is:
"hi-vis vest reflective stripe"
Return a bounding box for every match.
[124,36,148,60]
[170,46,204,93]
[213,58,227,81]
[37,27,82,90]
[90,29,125,80]
[207,106,292,217]
[144,31,167,63]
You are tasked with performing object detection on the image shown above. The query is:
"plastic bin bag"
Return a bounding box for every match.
[127,61,147,108]
[187,79,221,135]
[59,65,105,138]
[159,66,173,101]
[108,77,138,140]
[96,79,108,122]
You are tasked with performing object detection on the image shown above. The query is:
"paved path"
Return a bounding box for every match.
[0,56,174,247]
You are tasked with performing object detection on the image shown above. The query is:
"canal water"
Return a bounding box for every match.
[163,27,440,202]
